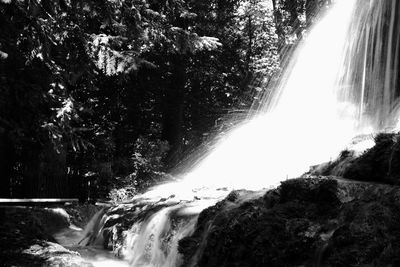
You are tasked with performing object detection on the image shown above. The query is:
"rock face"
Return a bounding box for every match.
[313,133,400,184]
[178,177,400,267]
[0,207,94,267]
[342,133,400,184]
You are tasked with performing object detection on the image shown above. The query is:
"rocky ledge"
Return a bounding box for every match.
[179,177,400,267]
[0,205,99,267]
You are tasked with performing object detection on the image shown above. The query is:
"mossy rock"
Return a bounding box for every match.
[179,177,400,267]
[309,133,400,185]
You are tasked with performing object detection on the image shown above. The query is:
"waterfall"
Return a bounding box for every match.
[124,204,198,267]
[336,0,400,130]
[82,0,400,266]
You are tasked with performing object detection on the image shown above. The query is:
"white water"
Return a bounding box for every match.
[179,0,400,192]
[124,204,198,267]
[53,208,130,267]
[77,0,400,266]
[150,0,361,195]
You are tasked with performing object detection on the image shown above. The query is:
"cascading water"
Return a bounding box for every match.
[78,0,400,266]
[338,0,400,130]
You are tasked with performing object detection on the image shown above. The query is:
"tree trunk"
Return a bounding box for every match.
[22,144,42,197]
[162,54,187,165]
[190,75,202,135]
[37,142,68,197]
[271,0,285,51]
[22,142,68,197]
[0,132,14,197]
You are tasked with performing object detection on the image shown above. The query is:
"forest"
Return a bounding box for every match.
[0,0,330,200]
[4,0,400,267]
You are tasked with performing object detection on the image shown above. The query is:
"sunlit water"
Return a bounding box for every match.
[56,0,400,266]
[53,209,129,267]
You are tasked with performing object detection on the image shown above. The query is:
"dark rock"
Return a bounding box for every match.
[179,177,400,267]
[343,133,400,184]
[0,207,94,267]
[311,132,400,185]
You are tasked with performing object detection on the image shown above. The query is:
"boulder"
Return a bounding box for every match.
[178,177,400,267]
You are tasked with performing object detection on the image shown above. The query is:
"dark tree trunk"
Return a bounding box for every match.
[22,144,42,197]
[67,152,89,202]
[37,143,68,197]
[287,2,301,39]
[271,0,285,51]
[0,132,14,197]
[190,75,202,135]
[22,142,68,197]
[162,54,187,164]
[93,161,113,200]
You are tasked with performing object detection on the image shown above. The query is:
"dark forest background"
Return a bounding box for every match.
[0,0,330,201]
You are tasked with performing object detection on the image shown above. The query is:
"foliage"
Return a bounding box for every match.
[108,136,170,202]
[0,0,308,199]
[236,0,280,97]
[271,0,332,48]
[108,188,135,204]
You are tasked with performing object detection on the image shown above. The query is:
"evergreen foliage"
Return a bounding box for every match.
[0,0,312,200]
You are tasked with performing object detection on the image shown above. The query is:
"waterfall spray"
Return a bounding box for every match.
[80,0,400,266]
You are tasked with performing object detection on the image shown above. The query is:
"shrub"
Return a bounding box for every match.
[108,136,170,202]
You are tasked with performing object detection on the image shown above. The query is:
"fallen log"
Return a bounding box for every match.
[0,198,79,206]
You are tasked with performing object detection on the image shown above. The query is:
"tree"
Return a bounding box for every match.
[0,0,283,199]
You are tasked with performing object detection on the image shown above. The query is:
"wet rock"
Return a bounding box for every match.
[310,133,400,185]
[342,133,400,184]
[179,177,400,267]
[0,207,94,267]
[21,242,94,267]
